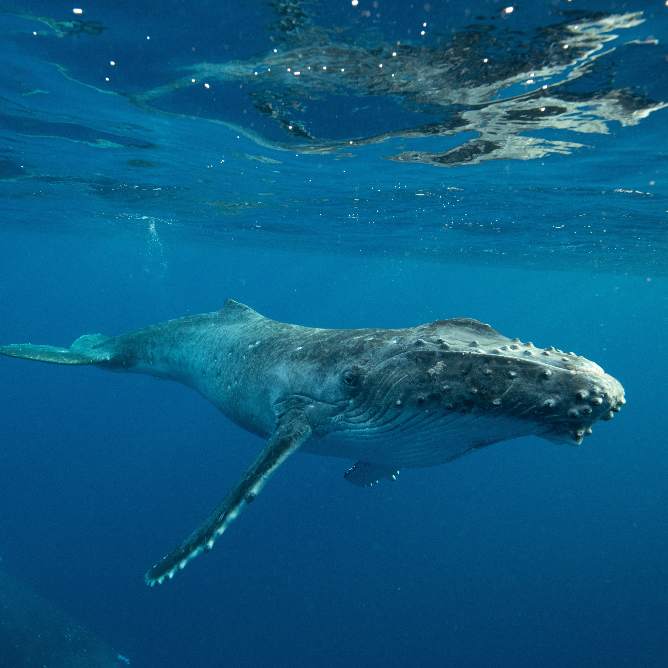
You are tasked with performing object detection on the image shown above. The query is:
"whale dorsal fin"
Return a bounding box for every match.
[145,409,312,586]
[219,299,263,322]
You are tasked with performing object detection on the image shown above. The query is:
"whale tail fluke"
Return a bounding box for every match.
[0,333,114,365]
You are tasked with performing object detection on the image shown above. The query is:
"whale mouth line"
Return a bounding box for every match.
[279,394,347,410]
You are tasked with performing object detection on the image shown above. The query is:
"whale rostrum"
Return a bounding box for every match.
[0,300,625,585]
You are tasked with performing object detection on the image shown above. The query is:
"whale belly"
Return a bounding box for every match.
[306,412,531,468]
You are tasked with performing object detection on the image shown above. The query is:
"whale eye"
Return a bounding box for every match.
[342,367,362,388]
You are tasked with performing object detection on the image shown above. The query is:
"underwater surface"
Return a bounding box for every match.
[0,1,666,666]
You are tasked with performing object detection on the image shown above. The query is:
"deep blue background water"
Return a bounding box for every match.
[0,2,667,667]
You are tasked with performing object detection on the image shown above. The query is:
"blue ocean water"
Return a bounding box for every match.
[0,1,667,666]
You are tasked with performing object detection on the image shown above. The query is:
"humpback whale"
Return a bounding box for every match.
[0,300,625,586]
[0,566,129,666]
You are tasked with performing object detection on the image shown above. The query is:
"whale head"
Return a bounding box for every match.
[319,318,625,461]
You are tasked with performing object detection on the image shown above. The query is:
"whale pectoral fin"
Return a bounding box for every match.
[145,410,312,586]
[344,461,400,488]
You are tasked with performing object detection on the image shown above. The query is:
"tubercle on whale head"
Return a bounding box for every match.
[535,363,625,446]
